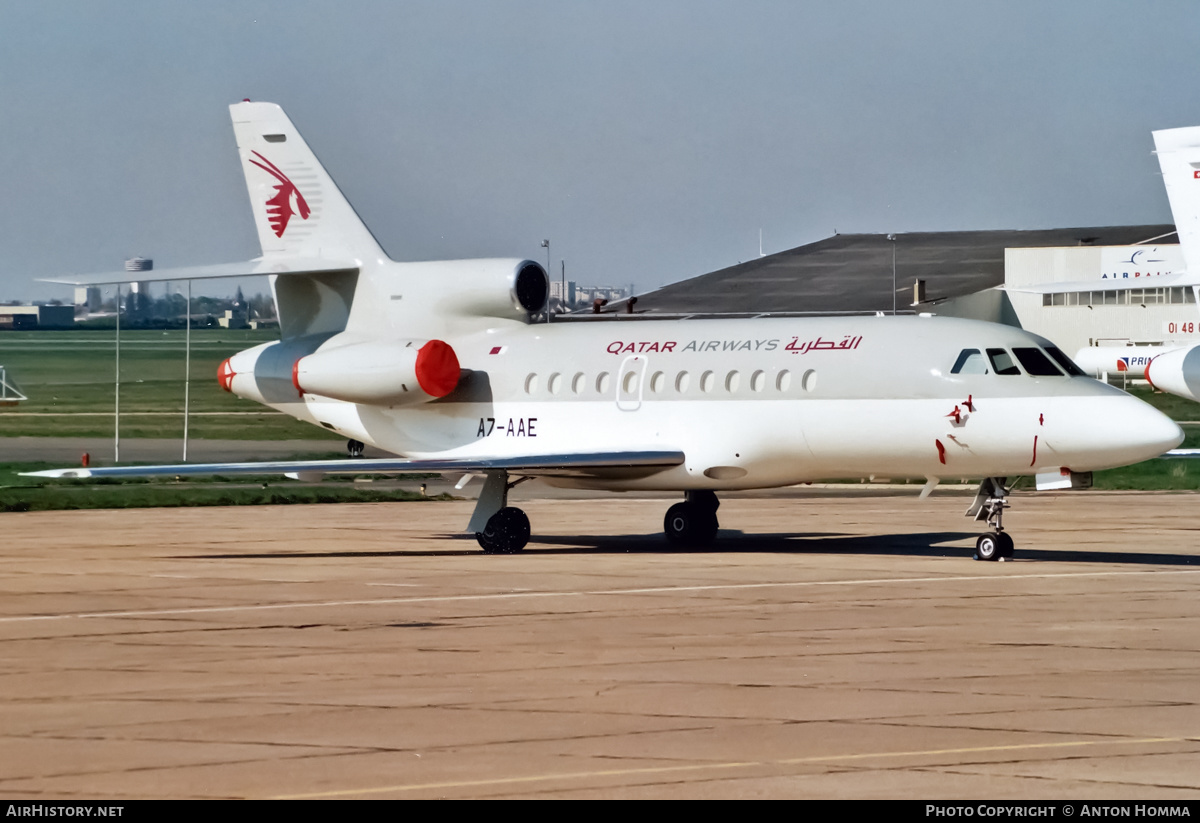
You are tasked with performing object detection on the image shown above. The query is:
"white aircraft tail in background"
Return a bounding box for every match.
[1153,125,1200,279]
[31,102,1186,560]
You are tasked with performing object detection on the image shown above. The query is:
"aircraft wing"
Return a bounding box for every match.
[40,257,359,286]
[22,450,687,481]
[1161,449,1200,458]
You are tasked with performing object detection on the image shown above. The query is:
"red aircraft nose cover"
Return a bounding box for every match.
[217,358,236,392]
[415,340,461,397]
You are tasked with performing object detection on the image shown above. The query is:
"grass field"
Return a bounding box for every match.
[0,329,339,440]
[1092,386,1200,489]
[0,459,448,511]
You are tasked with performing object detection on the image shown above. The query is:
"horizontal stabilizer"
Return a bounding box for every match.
[1161,449,1200,458]
[40,257,359,286]
[23,450,687,481]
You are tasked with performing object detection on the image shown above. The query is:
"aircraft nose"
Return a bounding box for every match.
[1055,393,1182,472]
[1112,396,1184,464]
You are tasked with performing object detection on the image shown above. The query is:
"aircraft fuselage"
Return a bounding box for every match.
[225,313,1182,491]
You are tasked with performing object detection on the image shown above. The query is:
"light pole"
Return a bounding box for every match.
[887,233,897,315]
[541,239,550,321]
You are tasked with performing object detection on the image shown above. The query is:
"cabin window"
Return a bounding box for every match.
[676,371,690,393]
[1013,348,1063,376]
[596,372,611,394]
[801,369,817,392]
[548,372,562,394]
[951,349,989,375]
[622,370,640,395]
[650,371,665,393]
[1045,346,1086,376]
[986,348,1021,375]
[525,374,538,394]
[571,372,586,394]
[777,370,792,392]
[700,370,715,393]
[725,371,740,392]
[750,370,766,392]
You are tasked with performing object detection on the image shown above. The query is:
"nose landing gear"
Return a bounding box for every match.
[968,477,1014,561]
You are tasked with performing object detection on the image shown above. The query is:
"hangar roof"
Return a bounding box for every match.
[621,225,1177,316]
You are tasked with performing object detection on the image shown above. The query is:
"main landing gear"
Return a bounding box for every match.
[967,477,1014,561]
[477,506,530,555]
[469,470,531,554]
[664,490,720,548]
[467,475,724,554]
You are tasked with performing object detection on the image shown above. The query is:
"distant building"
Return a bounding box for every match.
[74,286,102,313]
[218,309,249,329]
[549,279,576,305]
[0,305,75,329]
[576,285,630,305]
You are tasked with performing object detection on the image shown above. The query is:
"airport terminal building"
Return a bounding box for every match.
[627,224,1195,359]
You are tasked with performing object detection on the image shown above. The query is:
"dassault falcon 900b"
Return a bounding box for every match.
[31,102,1184,560]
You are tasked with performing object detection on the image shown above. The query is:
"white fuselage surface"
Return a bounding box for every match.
[225,313,1181,491]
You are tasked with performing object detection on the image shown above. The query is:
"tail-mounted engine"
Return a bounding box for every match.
[418,258,548,321]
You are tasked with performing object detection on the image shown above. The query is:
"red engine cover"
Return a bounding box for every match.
[414,340,461,398]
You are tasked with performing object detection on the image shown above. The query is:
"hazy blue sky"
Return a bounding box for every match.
[2,0,1199,302]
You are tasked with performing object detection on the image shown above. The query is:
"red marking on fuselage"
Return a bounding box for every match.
[248,151,311,238]
[1031,435,1039,467]
[936,439,946,464]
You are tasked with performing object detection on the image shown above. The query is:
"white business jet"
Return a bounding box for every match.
[30,102,1184,560]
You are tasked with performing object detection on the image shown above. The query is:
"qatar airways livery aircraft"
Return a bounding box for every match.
[32,102,1184,560]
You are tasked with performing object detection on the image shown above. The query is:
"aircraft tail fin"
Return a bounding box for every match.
[1153,126,1200,275]
[230,101,386,263]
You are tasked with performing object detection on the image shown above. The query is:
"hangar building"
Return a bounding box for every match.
[0,304,75,330]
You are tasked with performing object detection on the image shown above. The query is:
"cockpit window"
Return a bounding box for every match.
[1013,347,1063,376]
[950,348,989,374]
[1044,346,1087,376]
[986,348,1022,375]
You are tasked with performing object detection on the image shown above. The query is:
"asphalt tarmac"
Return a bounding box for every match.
[1,490,1198,799]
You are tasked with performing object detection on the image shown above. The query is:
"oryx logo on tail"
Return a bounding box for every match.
[248,151,310,237]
